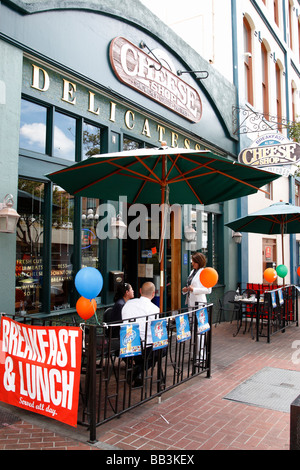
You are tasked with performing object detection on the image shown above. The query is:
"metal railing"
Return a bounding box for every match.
[78,305,213,442]
[1,304,213,443]
[256,285,299,342]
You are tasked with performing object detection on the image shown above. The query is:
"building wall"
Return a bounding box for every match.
[0,0,240,317]
[0,40,22,314]
[140,0,300,288]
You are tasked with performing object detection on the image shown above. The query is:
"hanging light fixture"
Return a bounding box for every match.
[0,194,20,233]
[110,213,127,239]
[232,231,243,244]
[184,224,197,242]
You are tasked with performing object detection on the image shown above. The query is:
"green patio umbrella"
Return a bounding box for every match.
[46,145,280,309]
[46,146,279,205]
[225,201,300,268]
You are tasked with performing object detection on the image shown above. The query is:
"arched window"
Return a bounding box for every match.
[243,17,253,105]
[273,0,279,27]
[288,0,293,50]
[261,41,269,116]
[275,62,282,131]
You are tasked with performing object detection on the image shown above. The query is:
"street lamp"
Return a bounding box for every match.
[0,194,20,233]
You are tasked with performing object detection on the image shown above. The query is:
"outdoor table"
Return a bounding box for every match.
[230,295,264,339]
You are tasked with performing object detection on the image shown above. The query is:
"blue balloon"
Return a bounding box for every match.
[75,267,103,300]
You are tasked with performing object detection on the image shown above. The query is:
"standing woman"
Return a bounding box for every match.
[182,252,211,307]
[182,252,211,362]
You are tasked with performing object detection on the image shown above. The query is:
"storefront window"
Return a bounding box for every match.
[81,197,100,269]
[53,111,76,161]
[123,136,143,150]
[19,99,47,154]
[16,179,45,314]
[51,186,74,310]
[83,123,101,159]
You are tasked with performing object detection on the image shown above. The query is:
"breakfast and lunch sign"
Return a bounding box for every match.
[109,36,202,123]
[0,317,82,427]
[238,133,300,176]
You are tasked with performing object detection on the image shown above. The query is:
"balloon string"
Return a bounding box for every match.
[91,299,102,326]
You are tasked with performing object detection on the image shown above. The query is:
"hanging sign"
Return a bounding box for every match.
[109,37,202,123]
[119,323,142,357]
[151,319,168,350]
[175,314,191,342]
[278,289,284,305]
[196,307,210,334]
[238,133,300,177]
[238,142,300,168]
[271,291,277,308]
[0,317,82,427]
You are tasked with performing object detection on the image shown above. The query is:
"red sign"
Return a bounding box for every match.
[110,37,202,123]
[0,317,82,427]
[265,246,272,260]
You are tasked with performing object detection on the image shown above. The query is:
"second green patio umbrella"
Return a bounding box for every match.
[225,201,300,267]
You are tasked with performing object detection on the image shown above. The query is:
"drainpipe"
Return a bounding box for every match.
[231,0,247,287]
[282,0,295,283]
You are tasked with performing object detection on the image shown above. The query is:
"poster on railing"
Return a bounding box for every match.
[271,291,277,308]
[0,316,82,427]
[151,319,168,350]
[175,314,191,343]
[196,307,210,334]
[119,323,142,358]
[278,289,284,305]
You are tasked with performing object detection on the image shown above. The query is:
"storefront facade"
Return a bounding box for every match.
[0,0,239,318]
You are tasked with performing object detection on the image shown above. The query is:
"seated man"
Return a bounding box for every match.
[122,281,160,386]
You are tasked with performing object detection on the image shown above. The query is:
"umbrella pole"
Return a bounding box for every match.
[281,227,285,286]
[160,155,166,312]
[159,201,164,312]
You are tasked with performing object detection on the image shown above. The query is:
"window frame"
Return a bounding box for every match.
[243,17,253,106]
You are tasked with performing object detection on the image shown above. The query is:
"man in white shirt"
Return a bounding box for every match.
[122,281,160,386]
[122,281,159,344]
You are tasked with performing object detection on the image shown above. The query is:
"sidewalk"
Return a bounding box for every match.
[1,319,299,451]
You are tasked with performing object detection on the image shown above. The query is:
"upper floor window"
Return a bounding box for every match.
[298,17,300,62]
[261,42,269,116]
[275,62,282,132]
[274,0,279,27]
[20,97,102,162]
[243,17,253,105]
[288,1,293,50]
[296,182,300,206]
[53,110,76,161]
[291,83,297,122]
[20,99,47,154]
[265,182,273,200]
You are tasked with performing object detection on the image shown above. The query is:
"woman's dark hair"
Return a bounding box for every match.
[191,252,207,269]
[113,283,131,302]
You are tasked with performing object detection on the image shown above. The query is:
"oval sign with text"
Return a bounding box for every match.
[109,37,202,123]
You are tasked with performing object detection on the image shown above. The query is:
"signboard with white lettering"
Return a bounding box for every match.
[109,37,202,123]
[0,317,82,427]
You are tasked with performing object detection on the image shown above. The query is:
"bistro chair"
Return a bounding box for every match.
[216,290,239,325]
[241,288,257,337]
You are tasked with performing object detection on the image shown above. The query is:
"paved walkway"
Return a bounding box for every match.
[1,319,299,451]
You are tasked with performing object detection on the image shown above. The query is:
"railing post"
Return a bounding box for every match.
[87,325,97,443]
[206,304,212,378]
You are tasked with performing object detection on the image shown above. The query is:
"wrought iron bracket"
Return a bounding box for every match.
[232,105,294,135]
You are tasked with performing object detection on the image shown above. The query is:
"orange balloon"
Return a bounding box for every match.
[200,267,218,288]
[263,268,277,283]
[76,296,97,320]
[297,267,300,277]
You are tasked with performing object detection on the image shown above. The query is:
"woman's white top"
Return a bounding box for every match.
[185,268,211,307]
